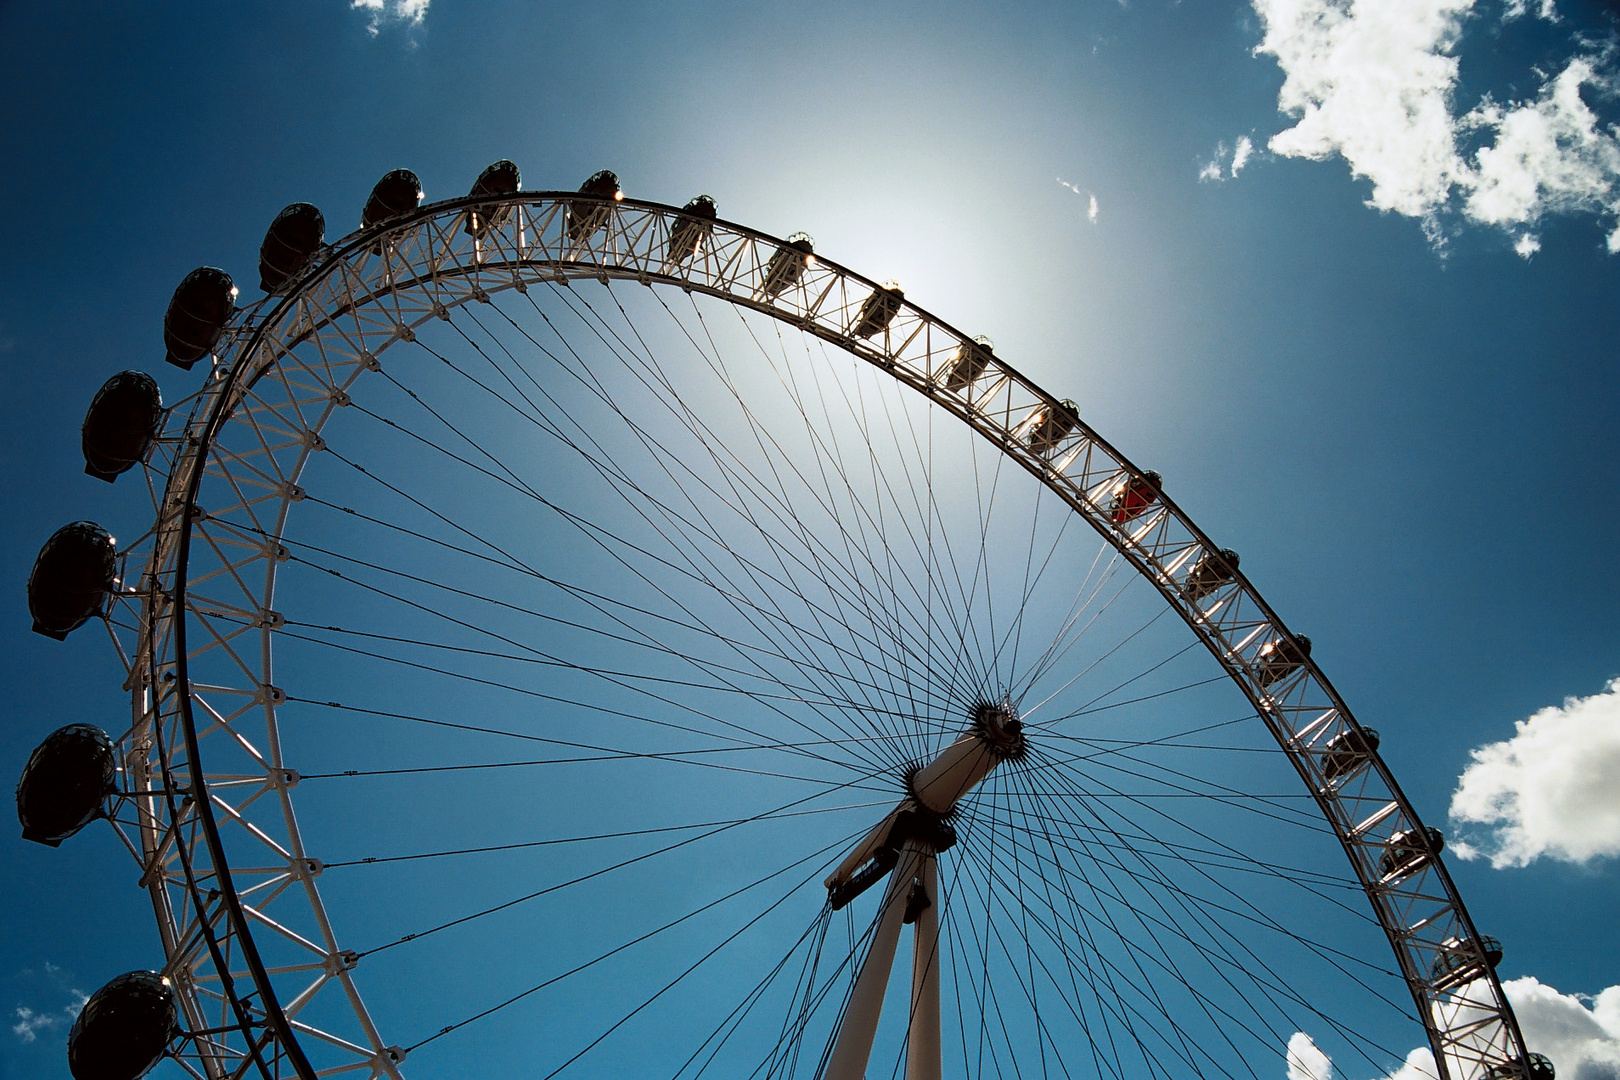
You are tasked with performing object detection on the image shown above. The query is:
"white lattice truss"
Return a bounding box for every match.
[92,192,1529,1080]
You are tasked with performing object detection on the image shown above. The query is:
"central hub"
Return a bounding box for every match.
[825,699,1026,909]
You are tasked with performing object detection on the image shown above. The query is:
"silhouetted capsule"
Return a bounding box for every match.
[28,522,116,640]
[16,724,115,846]
[668,194,717,262]
[162,268,237,370]
[82,371,162,482]
[852,281,904,338]
[944,337,994,392]
[67,971,177,1080]
[1379,825,1443,880]
[259,203,325,295]
[362,168,424,228]
[1430,934,1502,992]
[1109,470,1162,523]
[1488,1055,1555,1080]
[1254,633,1311,689]
[1184,547,1239,601]
[464,159,521,238]
[1321,725,1380,782]
[762,232,815,298]
[1023,399,1080,457]
[567,169,622,242]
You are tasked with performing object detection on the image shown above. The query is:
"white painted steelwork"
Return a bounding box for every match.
[84,186,1530,1080]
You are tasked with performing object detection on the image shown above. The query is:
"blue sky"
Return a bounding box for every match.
[1,2,1617,1079]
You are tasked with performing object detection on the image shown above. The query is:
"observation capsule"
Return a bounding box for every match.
[944,336,994,392]
[16,724,116,846]
[162,267,237,370]
[1430,935,1503,992]
[761,232,814,299]
[852,281,904,339]
[1109,470,1162,523]
[362,168,424,228]
[1320,726,1380,782]
[567,169,623,242]
[1023,399,1079,457]
[668,194,717,263]
[82,371,162,482]
[1489,1056,1555,1080]
[464,159,521,238]
[28,522,116,640]
[67,971,178,1080]
[1184,547,1239,601]
[1254,633,1311,689]
[1378,825,1443,880]
[259,203,325,295]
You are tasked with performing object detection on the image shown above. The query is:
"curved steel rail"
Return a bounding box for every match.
[109,189,1529,1080]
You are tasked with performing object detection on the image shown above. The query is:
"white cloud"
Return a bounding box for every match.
[1201,136,1259,181]
[1384,1047,1440,1080]
[12,1006,52,1043]
[10,992,84,1044]
[1502,0,1558,20]
[1057,179,1101,223]
[1291,980,1620,1080]
[353,0,430,35]
[1250,0,1620,252]
[1514,231,1541,256]
[1450,678,1620,867]
[1289,1032,1335,1080]
[1233,134,1256,176]
[1464,58,1620,235]
[1504,978,1620,1080]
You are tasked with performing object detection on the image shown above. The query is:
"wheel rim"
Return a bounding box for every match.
[96,190,1530,1080]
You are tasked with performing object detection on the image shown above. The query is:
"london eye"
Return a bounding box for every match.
[19,161,1542,1080]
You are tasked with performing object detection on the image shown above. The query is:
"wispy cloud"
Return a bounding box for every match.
[1250,0,1620,254]
[352,0,430,36]
[1200,136,1257,181]
[11,993,85,1044]
[1057,178,1101,223]
[1232,135,1254,176]
[1449,678,1620,867]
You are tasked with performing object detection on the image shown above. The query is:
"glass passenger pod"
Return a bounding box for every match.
[16,724,117,846]
[67,971,178,1080]
[1109,470,1162,523]
[1321,725,1381,782]
[1254,633,1311,689]
[1429,934,1503,993]
[82,371,162,482]
[761,232,815,299]
[1184,547,1239,601]
[566,168,622,242]
[258,202,326,295]
[28,521,116,640]
[464,159,522,239]
[162,267,237,370]
[668,194,717,263]
[1023,398,1080,456]
[1488,1055,1556,1080]
[944,336,995,392]
[1378,825,1444,881]
[362,168,424,229]
[852,280,905,339]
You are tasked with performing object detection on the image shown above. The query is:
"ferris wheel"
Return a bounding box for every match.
[18,161,1551,1080]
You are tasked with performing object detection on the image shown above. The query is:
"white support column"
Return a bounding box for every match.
[906,854,941,1080]
[824,847,923,1080]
